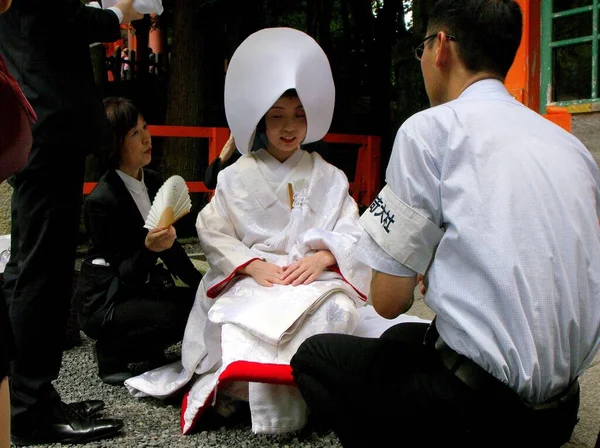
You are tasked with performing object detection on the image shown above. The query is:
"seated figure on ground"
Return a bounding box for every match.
[125,27,371,435]
[290,1,600,447]
[76,97,202,386]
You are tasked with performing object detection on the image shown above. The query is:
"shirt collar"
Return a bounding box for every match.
[116,169,147,195]
[458,78,512,101]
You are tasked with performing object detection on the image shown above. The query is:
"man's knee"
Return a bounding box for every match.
[291,333,360,380]
[291,334,324,370]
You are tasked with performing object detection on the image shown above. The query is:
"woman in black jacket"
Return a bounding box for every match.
[76,97,202,386]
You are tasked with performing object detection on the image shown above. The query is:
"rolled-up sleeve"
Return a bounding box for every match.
[357,120,445,275]
[353,230,417,277]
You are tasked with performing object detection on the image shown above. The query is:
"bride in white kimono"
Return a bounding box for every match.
[125,27,371,435]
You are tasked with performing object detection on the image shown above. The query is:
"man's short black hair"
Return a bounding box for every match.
[428,0,523,78]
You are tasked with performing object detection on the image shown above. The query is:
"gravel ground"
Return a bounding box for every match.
[36,239,343,448]
[45,239,600,448]
[47,334,342,448]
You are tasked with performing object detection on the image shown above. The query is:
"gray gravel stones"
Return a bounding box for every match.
[50,334,342,448]
[49,240,342,447]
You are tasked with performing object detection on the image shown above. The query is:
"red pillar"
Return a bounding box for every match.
[127,26,137,52]
[148,14,164,54]
[505,0,540,112]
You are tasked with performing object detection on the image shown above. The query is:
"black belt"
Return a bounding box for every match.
[436,337,490,390]
[426,319,579,411]
[526,378,579,411]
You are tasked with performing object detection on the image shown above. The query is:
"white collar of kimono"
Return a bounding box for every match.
[116,169,147,196]
[240,150,324,213]
[255,147,304,182]
[224,27,335,155]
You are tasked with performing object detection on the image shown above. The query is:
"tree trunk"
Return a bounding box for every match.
[412,0,439,38]
[306,0,334,83]
[344,0,375,134]
[369,0,402,175]
[318,0,334,61]
[162,0,225,183]
[223,0,264,60]
[132,15,151,84]
[370,0,401,134]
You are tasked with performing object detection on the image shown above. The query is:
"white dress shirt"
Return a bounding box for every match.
[116,169,151,221]
[356,79,600,404]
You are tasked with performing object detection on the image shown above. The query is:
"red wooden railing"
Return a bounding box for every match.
[83,126,381,208]
[323,133,381,207]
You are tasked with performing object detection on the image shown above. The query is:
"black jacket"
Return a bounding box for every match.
[78,169,202,323]
[203,151,241,190]
[0,0,120,151]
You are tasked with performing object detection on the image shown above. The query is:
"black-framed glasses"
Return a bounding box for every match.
[413,33,457,61]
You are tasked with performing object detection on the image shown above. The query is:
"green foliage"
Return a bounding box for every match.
[140,0,430,167]
[198,0,223,8]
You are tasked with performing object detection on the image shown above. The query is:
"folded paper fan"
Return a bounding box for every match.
[144,175,191,229]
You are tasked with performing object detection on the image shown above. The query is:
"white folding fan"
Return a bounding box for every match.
[144,175,191,229]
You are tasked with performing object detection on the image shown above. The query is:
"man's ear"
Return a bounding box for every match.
[434,31,451,69]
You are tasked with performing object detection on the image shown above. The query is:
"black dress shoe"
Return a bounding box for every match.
[64,399,105,418]
[94,341,133,386]
[11,412,124,446]
[99,370,134,386]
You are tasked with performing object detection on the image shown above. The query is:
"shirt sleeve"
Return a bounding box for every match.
[385,122,443,227]
[358,118,444,274]
[353,230,417,277]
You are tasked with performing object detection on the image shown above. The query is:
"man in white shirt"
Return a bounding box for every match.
[291,0,600,446]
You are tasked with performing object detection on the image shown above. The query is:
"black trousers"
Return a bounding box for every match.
[86,286,195,369]
[0,283,14,380]
[291,323,580,448]
[3,140,86,430]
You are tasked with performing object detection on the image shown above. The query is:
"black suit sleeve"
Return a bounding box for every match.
[160,243,202,290]
[84,190,159,286]
[204,157,223,190]
[60,0,121,44]
[86,170,202,290]
[204,151,242,190]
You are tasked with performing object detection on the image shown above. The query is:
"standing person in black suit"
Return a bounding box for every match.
[77,97,201,386]
[0,2,37,446]
[0,42,33,448]
[0,0,143,445]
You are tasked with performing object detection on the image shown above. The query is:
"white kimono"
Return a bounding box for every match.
[126,148,372,434]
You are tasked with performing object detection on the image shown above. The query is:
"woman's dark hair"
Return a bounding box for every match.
[428,0,522,78]
[280,88,299,99]
[102,96,139,170]
[256,88,300,133]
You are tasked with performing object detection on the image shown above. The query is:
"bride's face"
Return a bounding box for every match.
[265,95,307,163]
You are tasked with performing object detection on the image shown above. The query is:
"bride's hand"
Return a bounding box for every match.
[240,259,285,287]
[280,250,336,286]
